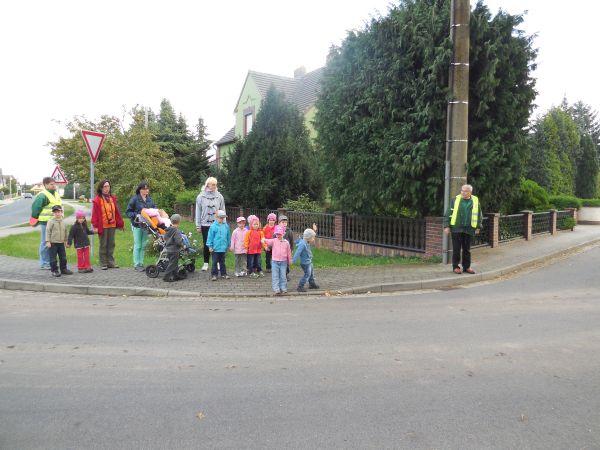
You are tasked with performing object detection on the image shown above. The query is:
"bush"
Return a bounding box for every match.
[282,194,325,212]
[512,179,551,212]
[559,216,576,230]
[549,195,582,210]
[175,189,199,206]
[581,198,600,207]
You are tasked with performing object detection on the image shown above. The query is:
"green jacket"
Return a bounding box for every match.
[32,189,62,222]
[443,196,483,236]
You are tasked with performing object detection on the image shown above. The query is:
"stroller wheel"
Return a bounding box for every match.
[145,265,160,278]
[177,267,188,279]
[185,262,195,273]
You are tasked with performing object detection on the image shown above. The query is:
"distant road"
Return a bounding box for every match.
[0,198,31,227]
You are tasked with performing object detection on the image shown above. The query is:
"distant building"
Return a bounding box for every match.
[214,66,323,168]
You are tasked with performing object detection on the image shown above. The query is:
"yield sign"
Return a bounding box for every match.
[81,129,106,163]
[51,165,68,184]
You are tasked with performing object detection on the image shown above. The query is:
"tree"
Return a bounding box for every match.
[315,0,536,215]
[156,99,210,188]
[224,86,324,208]
[566,101,600,149]
[526,107,581,195]
[49,113,184,209]
[576,134,598,198]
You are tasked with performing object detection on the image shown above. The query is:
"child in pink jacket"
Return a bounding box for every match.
[262,225,292,295]
[230,216,248,276]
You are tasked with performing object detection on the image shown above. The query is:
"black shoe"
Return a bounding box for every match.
[52,271,61,277]
[61,269,73,275]
[309,284,319,289]
[297,286,306,292]
[163,276,175,282]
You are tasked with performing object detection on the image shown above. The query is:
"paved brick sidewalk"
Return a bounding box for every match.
[1,225,599,298]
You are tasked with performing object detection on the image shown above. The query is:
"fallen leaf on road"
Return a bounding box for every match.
[519,414,528,422]
[197,412,206,420]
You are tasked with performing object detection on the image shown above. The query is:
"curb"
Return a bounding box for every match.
[1,238,599,299]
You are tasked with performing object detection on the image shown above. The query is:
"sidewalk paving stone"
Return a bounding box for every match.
[1,224,599,298]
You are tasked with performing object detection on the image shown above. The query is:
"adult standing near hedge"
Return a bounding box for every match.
[30,176,62,269]
[91,179,124,270]
[126,181,157,271]
[443,184,483,274]
[195,176,225,271]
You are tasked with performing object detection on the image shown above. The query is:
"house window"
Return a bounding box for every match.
[243,106,255,136]
[244,112,253,136]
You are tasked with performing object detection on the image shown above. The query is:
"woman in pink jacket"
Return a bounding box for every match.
[262,225,292,295]
[229,216,248,277]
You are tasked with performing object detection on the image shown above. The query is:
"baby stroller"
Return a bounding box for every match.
[134,210,198,278]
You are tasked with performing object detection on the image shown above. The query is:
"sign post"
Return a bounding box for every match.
[81,130,106,257]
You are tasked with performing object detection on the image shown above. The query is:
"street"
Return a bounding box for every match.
[0,198,31,228]
[1,246,599,449]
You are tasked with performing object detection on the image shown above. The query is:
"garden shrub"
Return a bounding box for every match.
[549,195,582,210]
[513,179,551,212]
[580,198,600,207]
[282,194,325,212]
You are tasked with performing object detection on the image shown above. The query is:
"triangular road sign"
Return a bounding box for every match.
[81,129,106,163]
[51,165,68,184]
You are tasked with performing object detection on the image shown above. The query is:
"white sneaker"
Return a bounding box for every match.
[234,272,240,277]
[201,263,209,271]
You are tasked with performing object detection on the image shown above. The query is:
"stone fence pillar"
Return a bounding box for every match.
[425,217,443,257]
[565,207,578,222]
[334,211,345,253]
[522,210,533,241]
[550,209,557,235]
[486,213,500,248]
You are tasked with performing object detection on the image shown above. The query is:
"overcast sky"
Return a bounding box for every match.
[1,0,598,184]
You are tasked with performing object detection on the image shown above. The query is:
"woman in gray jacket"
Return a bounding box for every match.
[195,177,226,271]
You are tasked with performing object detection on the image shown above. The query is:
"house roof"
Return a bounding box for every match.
[237,67,324,114]
[214,126,236,146]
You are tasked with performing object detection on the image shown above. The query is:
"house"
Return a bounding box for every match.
[214,66,324,167]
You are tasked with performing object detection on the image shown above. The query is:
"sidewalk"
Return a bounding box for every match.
[0,224,599,298]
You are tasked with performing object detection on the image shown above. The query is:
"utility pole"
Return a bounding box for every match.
[442,0,470,264]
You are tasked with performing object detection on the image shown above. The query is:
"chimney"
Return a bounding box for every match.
[294,66,306,79]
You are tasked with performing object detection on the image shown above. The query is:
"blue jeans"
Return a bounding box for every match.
[271,260,288,293]
[132,225,148,267]
[211,252,227,276]
[39,222,50,267]
[247,254,262,274]
[299,263,316,288]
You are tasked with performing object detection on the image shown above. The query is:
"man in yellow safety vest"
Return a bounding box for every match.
[443,184,482,274]
[31,177,62,269]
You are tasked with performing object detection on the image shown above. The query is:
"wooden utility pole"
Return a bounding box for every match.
[443,0,470,264]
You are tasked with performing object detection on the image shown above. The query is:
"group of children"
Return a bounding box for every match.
[206,210,319,294]
[45,206,94,277]
[45,205,320,294]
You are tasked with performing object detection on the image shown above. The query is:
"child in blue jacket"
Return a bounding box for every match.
[206,210,231,281]
[292,225,320,292]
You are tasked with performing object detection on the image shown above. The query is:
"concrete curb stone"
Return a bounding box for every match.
[1,234,599,299]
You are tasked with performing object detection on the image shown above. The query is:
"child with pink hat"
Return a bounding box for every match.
[229,216,248,276]
[67,210,95,273]
[262,224,292,295]
[263,212,277,272]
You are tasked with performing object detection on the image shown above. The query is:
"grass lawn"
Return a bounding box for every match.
[0,220,439,268]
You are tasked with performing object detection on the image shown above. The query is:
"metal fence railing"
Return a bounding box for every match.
[499,214,525,243]
[344,214,425,252]
[532,212,551,235]
[286,210,336,239]
[557,211,574,230]
[471,216,490,248]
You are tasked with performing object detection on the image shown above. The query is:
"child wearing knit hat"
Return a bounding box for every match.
[67,210,95,273]
[292,223,319,292]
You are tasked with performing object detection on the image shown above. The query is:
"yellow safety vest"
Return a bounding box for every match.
[38,189,62,223]
[450,194,479,228]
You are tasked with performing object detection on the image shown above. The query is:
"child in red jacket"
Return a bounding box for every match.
[244,216,267,278]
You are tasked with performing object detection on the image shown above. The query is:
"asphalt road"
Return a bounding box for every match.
[0,198,31,227]
[1,246,599,449]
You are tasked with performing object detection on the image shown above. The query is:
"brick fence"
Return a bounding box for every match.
[174,204,578,259]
